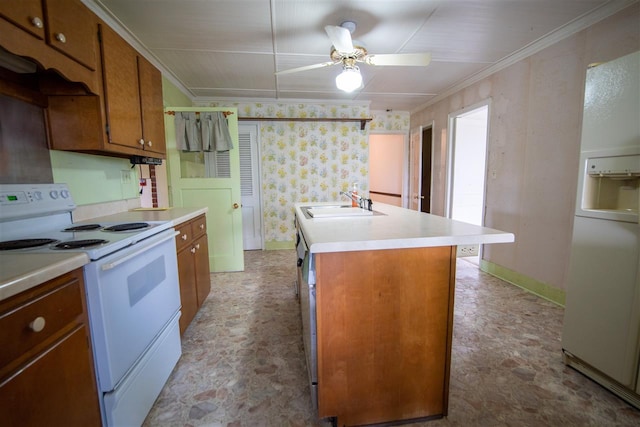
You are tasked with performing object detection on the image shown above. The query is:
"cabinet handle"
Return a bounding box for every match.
[147,140,153,147]
[29,316,46,332]
[199,224,205,230]
[181,234,188,240]
[195,243,200,250]
[30,17,43,28]
[139,138,145,146]
[190,247,196,254]
[54,33,66,43]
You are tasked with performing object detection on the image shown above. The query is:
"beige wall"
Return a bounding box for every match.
[410,3,640,293]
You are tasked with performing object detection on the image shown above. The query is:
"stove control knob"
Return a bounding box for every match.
[49,190,59,199]
[60,190,70,199]
[29,316,46,332]
[33,191,43,201]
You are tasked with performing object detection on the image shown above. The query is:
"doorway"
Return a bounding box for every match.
[409,124,433,212]
[369,133,407,207]
[420,127,433,213]
[447,103,489,261]
[238,123,263,250]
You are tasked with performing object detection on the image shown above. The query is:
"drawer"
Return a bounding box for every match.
[174,222,191,252]
[0,273,84,368]
[191,215,207,238]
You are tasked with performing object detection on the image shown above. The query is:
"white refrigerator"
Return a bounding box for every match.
[562,50,640,407]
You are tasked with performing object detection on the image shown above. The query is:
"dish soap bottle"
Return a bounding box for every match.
[351,182,358,207]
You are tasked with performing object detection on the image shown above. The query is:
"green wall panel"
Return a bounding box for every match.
[50,150,138,205]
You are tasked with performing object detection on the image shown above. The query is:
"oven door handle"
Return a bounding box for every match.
[101,231,180,271]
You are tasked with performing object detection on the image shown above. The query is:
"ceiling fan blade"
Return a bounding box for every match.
[275,61,338,75]
[324,25,354,53]
[364,52,432,67]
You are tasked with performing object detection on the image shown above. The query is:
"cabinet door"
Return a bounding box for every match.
[177,246,198,335]
[0,326,101,427]
[194,233,211,307]
[99,24,144,151]
[0,0,45,39]
[138,55,166,155]
[44,0,97,70]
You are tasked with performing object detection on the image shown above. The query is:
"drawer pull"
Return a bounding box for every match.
[29,316,46,332]
[181,234,188,240]
[190,247,196,254]
[54,33,66,43]
[31,17,43,28]
[199,224,205,230]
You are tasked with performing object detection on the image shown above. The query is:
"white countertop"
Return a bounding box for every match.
[0,206,208,302]
[0,252,89,301]
[295,202,515,253]
[82,206,208,226]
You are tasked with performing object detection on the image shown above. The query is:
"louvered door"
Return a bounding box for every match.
[239,123,263,250]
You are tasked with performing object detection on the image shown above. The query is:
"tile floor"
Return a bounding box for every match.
[143,250,640,427]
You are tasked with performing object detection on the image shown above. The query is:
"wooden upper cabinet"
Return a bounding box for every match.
[99,23,166,156]
[138,55,166,155]
[0,0,97,72]
[99,23,144,152]
[0,0,46,40]
[43,0,98,70]
[48,23,167,159]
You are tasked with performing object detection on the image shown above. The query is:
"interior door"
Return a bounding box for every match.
[165,107,244,272]
[409,128,421,211]
[420,127,433,213]
[409,125,432,211]
[238,123,263,250]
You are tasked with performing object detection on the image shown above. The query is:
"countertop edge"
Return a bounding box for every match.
[295,202,516,254]
[0,253,90,302]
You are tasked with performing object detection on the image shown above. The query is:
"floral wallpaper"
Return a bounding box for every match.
[197,100,408,245]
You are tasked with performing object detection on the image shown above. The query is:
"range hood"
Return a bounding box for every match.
[0,47,37,74]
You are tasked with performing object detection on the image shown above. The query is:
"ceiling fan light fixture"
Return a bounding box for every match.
[335,66,362,92]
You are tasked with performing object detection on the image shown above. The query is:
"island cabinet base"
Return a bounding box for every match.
[315,246,456,426]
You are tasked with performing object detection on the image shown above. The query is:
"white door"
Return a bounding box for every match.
[446,103,489,258]
[165,107,244,272]
[239,123,263,250]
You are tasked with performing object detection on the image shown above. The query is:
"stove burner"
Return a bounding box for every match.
[52,239,109,250]
[63,224,102,232]
[0,238,59,250]
[103,222,150,232]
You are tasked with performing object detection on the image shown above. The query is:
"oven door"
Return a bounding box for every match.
[83,228,181,391]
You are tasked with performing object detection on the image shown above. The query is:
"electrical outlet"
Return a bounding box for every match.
[121,170,132,184]
[457,245,479,257]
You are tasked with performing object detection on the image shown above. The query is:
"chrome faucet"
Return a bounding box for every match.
[340,191,373,211]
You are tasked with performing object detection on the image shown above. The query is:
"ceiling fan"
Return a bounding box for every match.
[275,21,432,92]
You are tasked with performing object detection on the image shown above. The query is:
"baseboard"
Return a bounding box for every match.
[264,240,295,250]
[480,259,566,307]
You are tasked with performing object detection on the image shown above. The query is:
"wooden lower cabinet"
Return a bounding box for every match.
[175,214,211,335]
[315,246,456,426]
[0,269,102,427]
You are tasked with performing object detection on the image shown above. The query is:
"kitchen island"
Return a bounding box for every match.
[295,202,514,426]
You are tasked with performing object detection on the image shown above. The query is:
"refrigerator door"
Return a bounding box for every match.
[562,216,640,387]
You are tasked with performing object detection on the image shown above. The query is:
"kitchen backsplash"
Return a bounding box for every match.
[198,100,408,244]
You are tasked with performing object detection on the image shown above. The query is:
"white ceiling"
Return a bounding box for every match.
[91,0,627,112]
